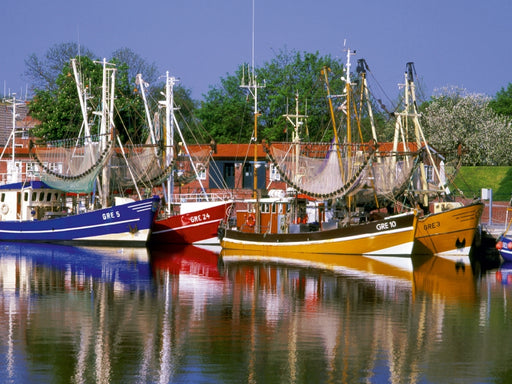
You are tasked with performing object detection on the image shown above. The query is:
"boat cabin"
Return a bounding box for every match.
[0,181,70,221]
[235,191,325,234]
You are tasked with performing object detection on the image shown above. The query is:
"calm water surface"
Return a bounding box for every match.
[0,242,511,384]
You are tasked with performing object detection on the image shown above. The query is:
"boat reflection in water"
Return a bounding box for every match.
[412,254,478,302]
[0,242,506,383]
[220,249,480,304]
[0,242,152,384]
[0,241,151,291]
[495,261,512,286]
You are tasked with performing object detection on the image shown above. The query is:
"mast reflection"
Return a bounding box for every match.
[0,242,505,383]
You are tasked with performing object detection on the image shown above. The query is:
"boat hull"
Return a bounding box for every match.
[413,202,484,258]
[497,236,512,262]
[150,201,232,244]
[0,197,159,246]
[221,212,417,257]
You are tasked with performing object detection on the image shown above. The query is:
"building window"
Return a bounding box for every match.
[223,163,235,189]
[270,164,280,181]
[424,165,434,182]
[195,163,206,180]
[26,162,40,178]
[242,163,253,188]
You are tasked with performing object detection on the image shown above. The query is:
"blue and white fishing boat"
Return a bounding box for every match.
[0,59,159,245]
[496,235,512,262]
[0,181,158,245]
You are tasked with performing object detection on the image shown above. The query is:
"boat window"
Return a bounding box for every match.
[24,192,29,202]
[272,203,276,213]
[32,192,36,201]
[54,193,59,201]
[1,193,4,203]
[39,192,44,201]
[46,193,52,202]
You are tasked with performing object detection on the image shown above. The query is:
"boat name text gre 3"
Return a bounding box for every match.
[190,212,211,224]
[376,221,397,231]
[423,221,440,231]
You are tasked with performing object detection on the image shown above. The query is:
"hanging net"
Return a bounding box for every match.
[267,142,418,203]
[267,142,376,199]
[109,141,171,188]
[30,135,113,193]
[354,148,419,208]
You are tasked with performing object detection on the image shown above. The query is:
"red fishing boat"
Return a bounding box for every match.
[136,73,232,245]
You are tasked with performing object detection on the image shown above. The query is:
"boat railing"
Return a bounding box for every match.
[0,169,39,185]
[172,192,232,203]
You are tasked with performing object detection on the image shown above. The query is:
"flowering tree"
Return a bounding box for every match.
[420,86,511,166]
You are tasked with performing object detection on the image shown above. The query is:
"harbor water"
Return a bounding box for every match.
[0,242,511,383]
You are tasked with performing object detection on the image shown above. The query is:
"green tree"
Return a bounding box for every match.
[29,57,101,140]
[257,49,345,142]
[28,46,177,144]
[196,68,254,143]
[198,49,373,144]
[489,83,512,117]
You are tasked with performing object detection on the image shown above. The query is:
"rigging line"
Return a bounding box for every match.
[207,152,230,192]
[175,98,214,144]
[234,141,254,191]
[114,86,149,141]
[366,69,395,114]
[175,108,204,148]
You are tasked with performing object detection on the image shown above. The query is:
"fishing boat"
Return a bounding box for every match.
[220,47,418,257]
[495,213,512,262]
[135,73,232,245]
[0,59,160,245]
[394,62,484,259]
[414,201,484,258]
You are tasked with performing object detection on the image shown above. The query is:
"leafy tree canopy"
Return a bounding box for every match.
[489,83,512,117]
[420,86,511,166]
[197,49,389,144]
[27,43,195,144]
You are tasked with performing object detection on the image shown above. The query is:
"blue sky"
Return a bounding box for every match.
[2,0,511,104]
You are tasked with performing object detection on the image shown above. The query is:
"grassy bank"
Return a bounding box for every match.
[453,166,512,202]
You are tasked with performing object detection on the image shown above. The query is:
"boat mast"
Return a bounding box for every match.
[241,0,264,200]
[71,59,91,139]
[321,67,345,182]
[93,58,116,208]
[406,63,447,196]
[136,74,158,147]
[283,91,307,185]
[356,59,378,143]
[1,95,24,182]
[163,72,175,211]
[342,47,356,210]
[240,0,265,232]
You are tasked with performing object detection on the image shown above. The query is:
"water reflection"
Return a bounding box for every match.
[1,243,512,383]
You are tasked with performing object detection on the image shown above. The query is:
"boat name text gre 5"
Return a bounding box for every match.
[376,221,397,231]
[103,211,121,220]
[190,212,211,224]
